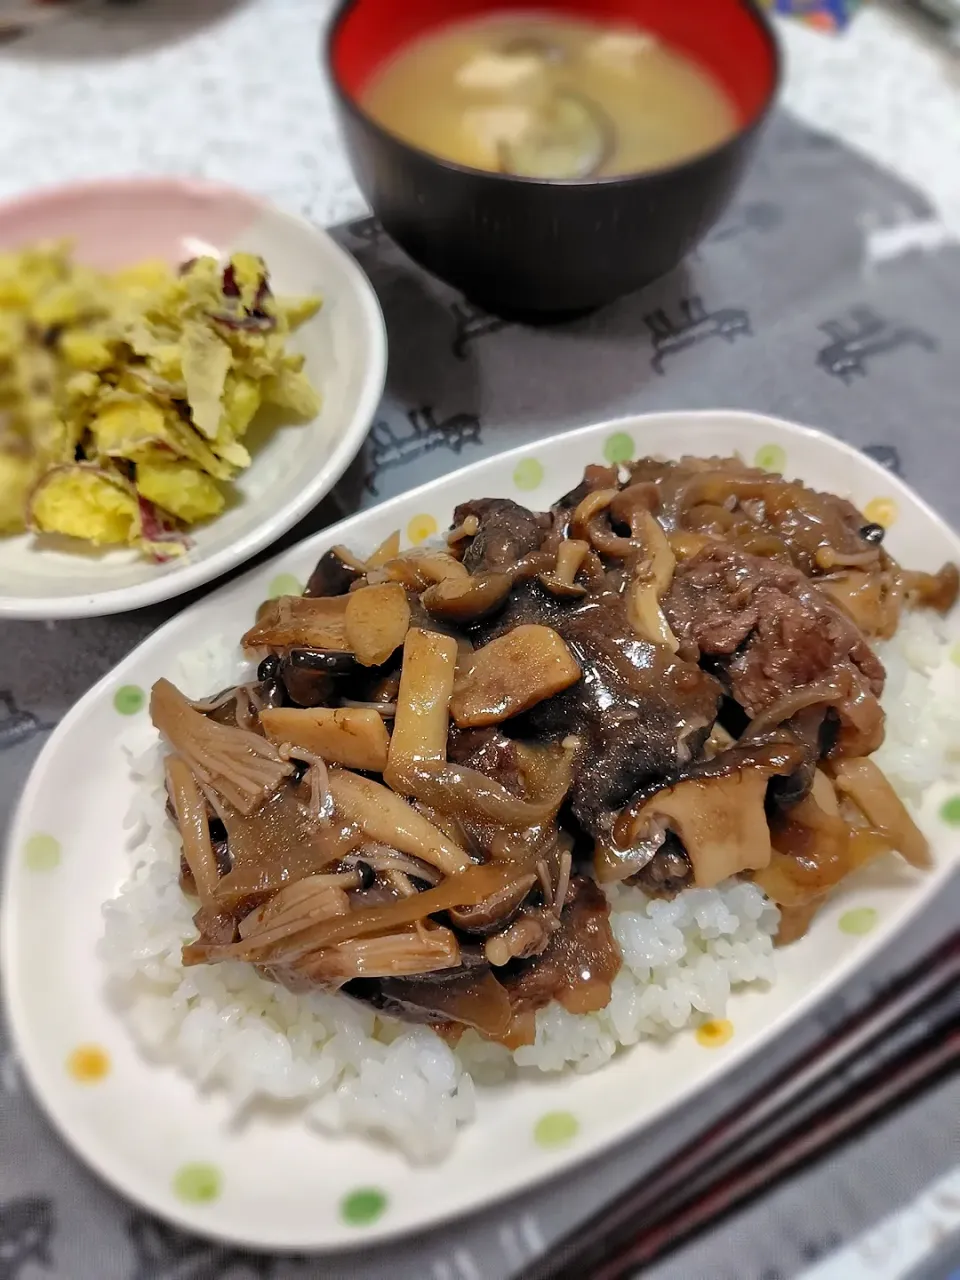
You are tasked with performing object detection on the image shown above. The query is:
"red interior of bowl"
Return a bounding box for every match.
[331,0,778,129]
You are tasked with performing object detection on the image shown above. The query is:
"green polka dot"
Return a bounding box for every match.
[940,795,960,826]
[603,432,635,465]
[113,685,145,716]
[23,833,60,872]
[268,573,302,599]
[839,907,878,936]
[534,1110,579,1148]
[173,1163,222,1204]
[949,642,960,668]
[341,1187,387,1226]
[513,458,544,492]
[754,444,786,473]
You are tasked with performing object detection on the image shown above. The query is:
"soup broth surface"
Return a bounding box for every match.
[359,12,740,180]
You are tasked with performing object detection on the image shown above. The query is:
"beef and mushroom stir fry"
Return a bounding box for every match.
[154,456,958,1043]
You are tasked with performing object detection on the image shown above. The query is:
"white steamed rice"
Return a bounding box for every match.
[99,613,960,1163]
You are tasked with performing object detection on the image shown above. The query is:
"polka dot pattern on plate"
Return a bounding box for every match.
[754,443,786,473]
[341,1187,387,1226]
[513,458,544,492]
[838,907,878,936]
[173,1163,222,1205]
[23,833,60,872]
[695,1019,734,1048]
[533,1111,579,1148]
[268,573,302,599]
[113,685,145,716]
[862,497,898,529]
[66,1044,110,1084]
[603,432,635,465]
[939,795,960,826]
[407,514,438,545]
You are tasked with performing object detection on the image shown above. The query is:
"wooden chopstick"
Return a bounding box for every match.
[523,934,960,1280]
[587,1024,960,1280]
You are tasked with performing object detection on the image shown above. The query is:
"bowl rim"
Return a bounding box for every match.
[0,175,389,622]
[323,0,782,190]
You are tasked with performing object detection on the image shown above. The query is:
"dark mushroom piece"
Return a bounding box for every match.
[538,539,590,598]
[279,647,357,707]
[421,571,513,624]
[305,547,365,598]
[763,707,839,812]
[499,91,614,181]
[346,955,514,1040]
[258,654,280,681]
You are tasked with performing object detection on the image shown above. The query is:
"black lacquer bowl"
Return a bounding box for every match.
[326,0,780,317]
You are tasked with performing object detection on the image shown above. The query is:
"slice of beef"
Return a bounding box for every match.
[663,545,885,753]
[498,875,621,1018]
[453,498,550,574]
[448,725,524,795]
[443,724,527,862]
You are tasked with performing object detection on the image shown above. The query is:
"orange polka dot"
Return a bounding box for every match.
[407,514,438,545]
[66,1044,110,1083]
[695,1019,734,1048]
[862,497,898,529]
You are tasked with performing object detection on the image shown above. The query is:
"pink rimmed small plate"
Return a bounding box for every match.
[0,177,387,620]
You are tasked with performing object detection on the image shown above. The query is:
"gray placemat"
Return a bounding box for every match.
[1,110,959,1280]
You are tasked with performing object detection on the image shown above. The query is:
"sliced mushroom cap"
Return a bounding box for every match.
[344,581,411,667]
[243,594,350,654]
[608,744,804,888]
[374,551,469,591]
[261,706,391,773]
[500,91,614,180]
[450,624,581,728]
[421,571,513,623]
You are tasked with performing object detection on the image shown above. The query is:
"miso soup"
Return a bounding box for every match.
[359,12,740,181]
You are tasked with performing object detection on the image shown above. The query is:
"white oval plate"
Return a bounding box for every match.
[0,178,387,620]
[3,410,959,1252]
